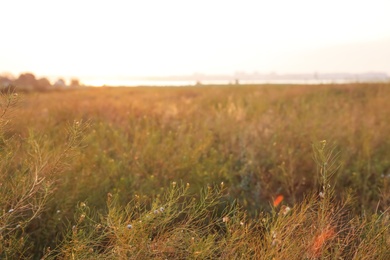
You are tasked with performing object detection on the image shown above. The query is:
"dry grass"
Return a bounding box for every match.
[1,83,389,259]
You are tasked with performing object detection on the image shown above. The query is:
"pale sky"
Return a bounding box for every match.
[1,0,390,84]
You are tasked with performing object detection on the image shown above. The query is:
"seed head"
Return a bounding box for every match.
[320,140,327,150]
[72,225,77,234]
[78,214,86,223]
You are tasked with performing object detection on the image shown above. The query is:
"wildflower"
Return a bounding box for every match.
[56,210,61,214]
[319,191,325,199]
[279,205,291,216]
[222,216,230,223]
[127,224,133,229]
[272,239,281,247]
[8,209,14,213]
[240,221,244,226]
[159,207,164,213]
[186,182,190,188]
[309,226,335,258]
[172,182,177,187]
[80,202,86,207]
[154,209,159,214]
[221,182,224,187]
[273,195,284,207]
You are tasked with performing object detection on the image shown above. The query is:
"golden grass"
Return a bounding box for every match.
[1,83,389,259]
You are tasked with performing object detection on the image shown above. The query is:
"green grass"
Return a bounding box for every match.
[1,83,390,259]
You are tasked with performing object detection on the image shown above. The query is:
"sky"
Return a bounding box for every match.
[1,0,390,84]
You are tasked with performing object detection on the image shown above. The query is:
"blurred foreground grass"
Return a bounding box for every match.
[1,83,389,259]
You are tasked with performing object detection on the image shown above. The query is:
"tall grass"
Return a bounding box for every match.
[1,83,389,258]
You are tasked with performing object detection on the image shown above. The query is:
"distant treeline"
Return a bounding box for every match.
[0,72,82,91]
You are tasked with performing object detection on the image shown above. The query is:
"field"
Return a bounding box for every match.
[1,83,390,259]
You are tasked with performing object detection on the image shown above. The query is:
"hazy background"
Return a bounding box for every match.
[1,0,390,85]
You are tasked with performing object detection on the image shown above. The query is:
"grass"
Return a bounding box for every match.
[1,83,389,259]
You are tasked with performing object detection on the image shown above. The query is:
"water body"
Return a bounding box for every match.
[86,78,389,87]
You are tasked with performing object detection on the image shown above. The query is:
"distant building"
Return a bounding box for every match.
[54,79,66,88]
